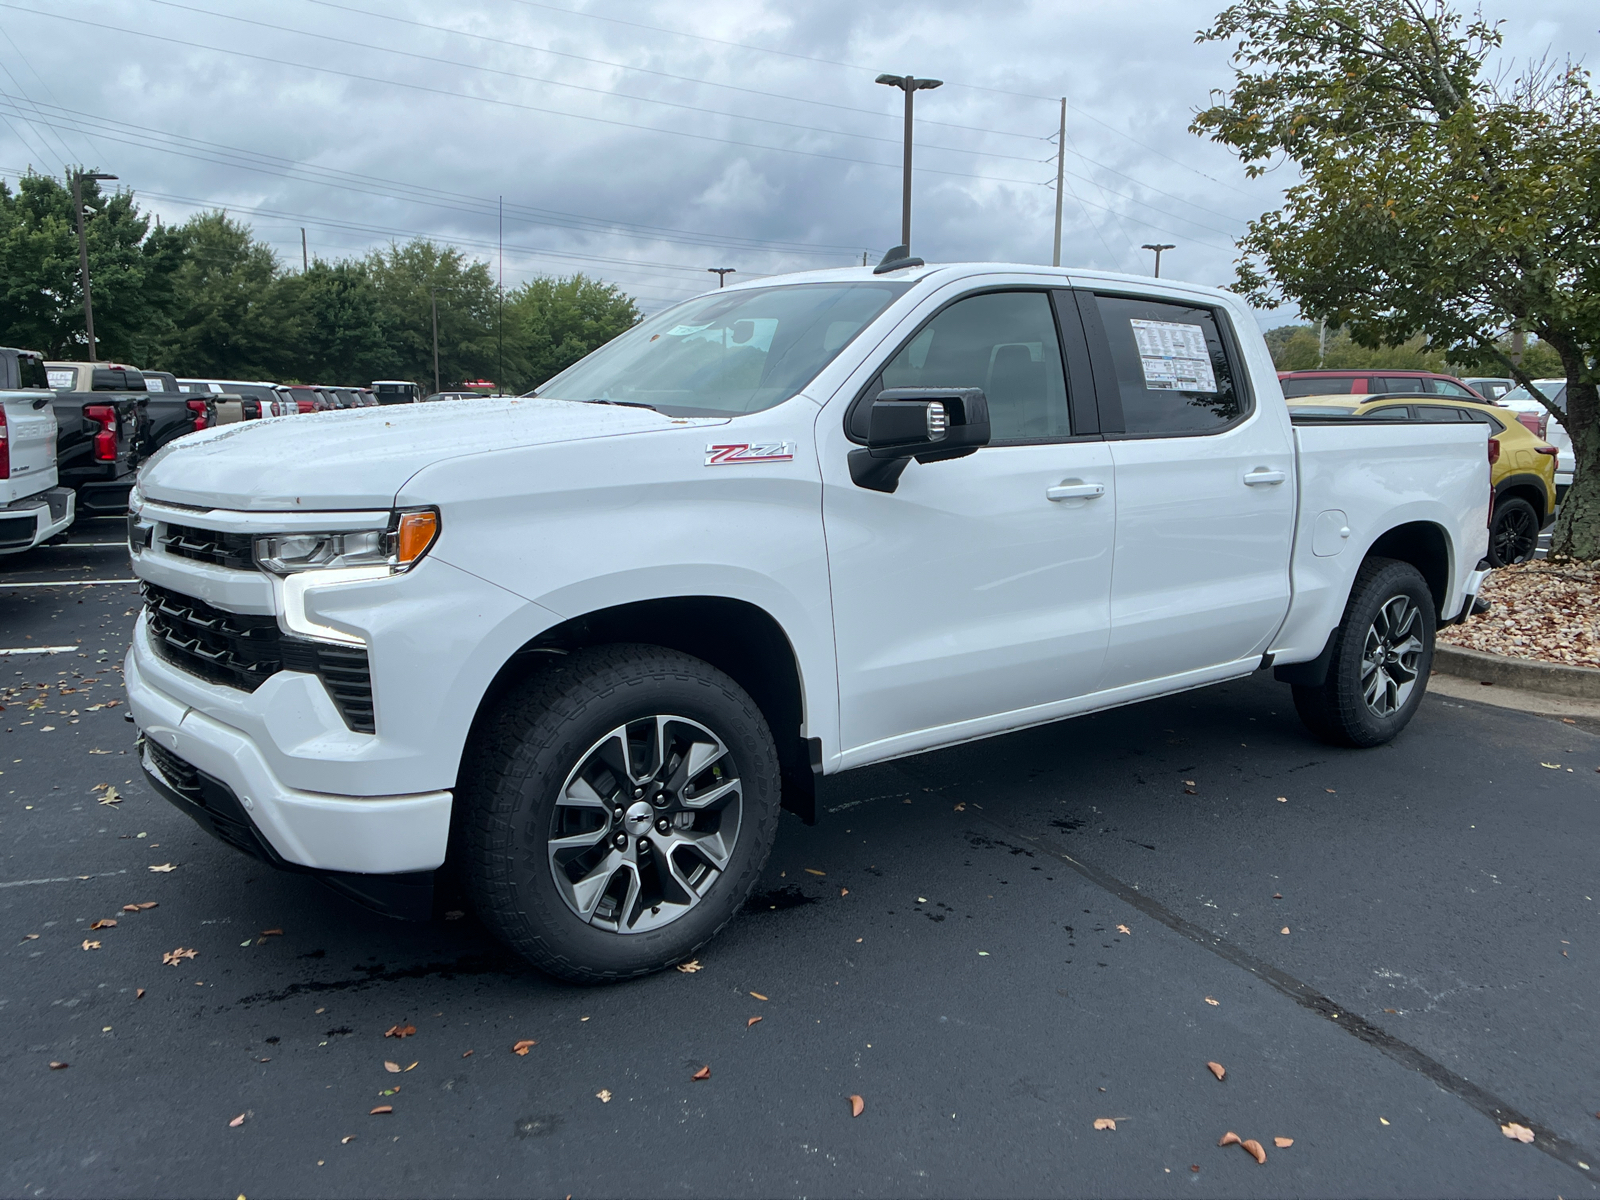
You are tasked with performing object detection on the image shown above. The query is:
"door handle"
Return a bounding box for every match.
[1243,468,1287,486]
[1046,480,1106,501]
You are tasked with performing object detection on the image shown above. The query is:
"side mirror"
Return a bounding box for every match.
[849,387,990,493]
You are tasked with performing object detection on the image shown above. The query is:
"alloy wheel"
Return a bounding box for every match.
[547,715,742,934]
[1491,506,1538,564]
[1361,595,1424,717]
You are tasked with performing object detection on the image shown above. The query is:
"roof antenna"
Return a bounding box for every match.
[873,244,924,275]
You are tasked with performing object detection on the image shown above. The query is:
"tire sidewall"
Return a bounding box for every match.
[1332,562,1436,745]
[1488,498,1538,566]
[478,652,779,980]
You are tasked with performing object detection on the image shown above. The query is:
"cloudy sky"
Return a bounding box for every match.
[1,0,1594,320]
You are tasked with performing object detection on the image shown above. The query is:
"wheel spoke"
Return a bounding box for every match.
[565,850,625,921]
[562,774,610,810]
[680,777,740,811]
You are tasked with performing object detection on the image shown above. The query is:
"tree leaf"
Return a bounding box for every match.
[162,947,198,965]
[512,1039,537,1056]
[148,863,176,873]
[229,1114,246,1127]
[81,939,101,950]
[1207,1061,1226,1081]
[1218,1131,1241,1147]
[596,1090,612,1103]
[48,1061,68,1070]
[1205,997,1220,1006]
[848,1094,865,1118]
[692,1065,710,1081]
[749,992,768,1001]
[1242,1138,1267,1164]
[1274,1137,1294,1148]
[369,1106,392,1115]
[1093,1118,1116,1131]
[384,1061,402,1073]
[675,960,703,973]
[747,1017,762,1027]
[1116,924,1132,935]
[384,1024,417,1039]
[1501,1123,1535,1143]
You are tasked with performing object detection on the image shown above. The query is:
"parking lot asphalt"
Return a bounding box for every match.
[3,524,1598,1199]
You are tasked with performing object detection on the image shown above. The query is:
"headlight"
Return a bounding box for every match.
[253,508,439,576]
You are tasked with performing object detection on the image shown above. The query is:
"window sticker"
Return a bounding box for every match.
[47,368,74,390]
[1129,319,1217,393]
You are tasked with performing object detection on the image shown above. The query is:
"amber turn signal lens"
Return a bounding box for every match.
[395,510,439,567]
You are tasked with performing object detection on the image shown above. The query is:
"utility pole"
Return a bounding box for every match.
[498,196,504,392]
[1141,243,1175,277]
[430,285,442,395]
[301,227,308,271]
[1052,97,1066,268]
[708,268,735,287]
[875,73,943,252]
[1318,316,1327,366]
[72,170,118,360]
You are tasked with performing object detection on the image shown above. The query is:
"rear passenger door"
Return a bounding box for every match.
[1079,291,1298,689]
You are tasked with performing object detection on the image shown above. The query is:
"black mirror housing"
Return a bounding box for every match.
[850,387,990,492]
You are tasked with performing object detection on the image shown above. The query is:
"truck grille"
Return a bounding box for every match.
[144,739,276,862]
[160,522,256,570]
[142,582,376,733]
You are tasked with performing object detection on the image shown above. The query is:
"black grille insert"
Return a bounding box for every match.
[144,739,276,862]
[143,582,376,733]
[160,522,256,570]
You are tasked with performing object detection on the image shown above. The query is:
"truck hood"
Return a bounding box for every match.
[136,398,727,511]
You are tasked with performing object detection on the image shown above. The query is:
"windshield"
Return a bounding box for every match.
[534,281,910,416]
[1502,382,1566,411]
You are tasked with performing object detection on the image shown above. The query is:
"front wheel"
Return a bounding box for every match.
[462,645,781,983]
[1291,557,1436,748]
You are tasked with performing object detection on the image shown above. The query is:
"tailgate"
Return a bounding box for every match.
[1,394,57,498]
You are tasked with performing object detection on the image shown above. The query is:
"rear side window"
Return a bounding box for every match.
[16,354,48,389]
[1281,376,1353,398]
[877,290,1071,442]
[1378,377,1425,394]
[1364,406,1412,419]
[1416,405,1467,422]
[1096,295,1244,434]
[1432,379,1476,397]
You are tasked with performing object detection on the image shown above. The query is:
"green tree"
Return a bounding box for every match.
[272,258,390,383]
[366,239,498,392]
[0,171,169,360]
[1194,1,1600,558]
[155,211,283,378]
[502,273,640,392]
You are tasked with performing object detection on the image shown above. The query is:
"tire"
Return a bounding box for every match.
[1291,557,1436,748]
[1486,497,1539,566]
[461,644,781,983]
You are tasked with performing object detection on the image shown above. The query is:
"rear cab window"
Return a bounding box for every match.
[1091,294,1246,435]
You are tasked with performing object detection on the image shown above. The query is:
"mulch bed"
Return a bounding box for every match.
[1440,559,1600,669]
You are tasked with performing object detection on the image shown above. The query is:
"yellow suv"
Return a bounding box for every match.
[1287,393,1558,566]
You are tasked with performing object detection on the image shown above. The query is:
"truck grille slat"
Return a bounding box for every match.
[143,581,376,733]
[160,522,256,570]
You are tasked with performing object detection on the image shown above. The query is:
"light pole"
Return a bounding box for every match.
[874,73,942,252]
[1052,98,1066,268]
[1141,243,1175,278]
[707,267,735,287]
[72,171,117,359]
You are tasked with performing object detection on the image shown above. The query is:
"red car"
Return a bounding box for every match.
[1278,369,1488,401]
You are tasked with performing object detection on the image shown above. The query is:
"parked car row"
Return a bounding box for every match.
[1,347,426,551]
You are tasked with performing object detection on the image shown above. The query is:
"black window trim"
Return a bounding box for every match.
[842,284,1102,448]
[1076,288,1257,441]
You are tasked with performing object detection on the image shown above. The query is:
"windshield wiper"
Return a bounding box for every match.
[582,398,660,412]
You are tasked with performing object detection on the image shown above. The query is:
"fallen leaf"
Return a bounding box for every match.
[1093,1118,1116,1131]
[229,1114,246,1128]
[1501,1123,1534,1143]
[259,929,282,938]
[1207,1061,1226,1081]
[49,1061,68,1070]
[840,887,849,896]
[1184,780,1196,786]
[384,1024,417,1039]
[162,947,198,965]
[369,1106,392,1115]
[98,787,122,805]
[1540,763,1561,770]
[1280,927,1291,935]
[1190,1165,1200,1173]
[1274,1137,1293,1148]
[384,1061,402,1073]
[1276,796,1287,803]
[461,1050,473,1058]
[405,1062,417,1071]
[512,1039,537,1055]
[136,988,145,998]
[1379,1117,1390,1126]
[121,904,139,913]
[1116,924,1131,935]
[749,992,768,1001]
[953,802,965,811]
[1241,1138,1267,1164]
[1273,893,1283,899]
[804,868,826,876]
[341,1135,355,1144]
[81,939,101,950]
[848,1094,865,1118]
[692,1065,710,1081]
[1384,1008,1397,1013]
[746,1016,763,1028]
[90,918,117,930]
[24,933,39,940]
[1218,1131,1241,1147]
[675,959,702,973]
[148,863,176,873]
[596,1090,612,1103]
[1204,997,1219,1006]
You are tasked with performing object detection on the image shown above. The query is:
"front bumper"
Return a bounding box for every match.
[0,487,73,554]
[127,634,452,875]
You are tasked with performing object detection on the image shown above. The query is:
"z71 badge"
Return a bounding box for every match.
[704,442,796,465]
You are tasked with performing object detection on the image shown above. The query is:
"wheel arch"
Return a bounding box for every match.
[462,596,819,823]
[1493,473,1551,524]
[1364,520,1452,615]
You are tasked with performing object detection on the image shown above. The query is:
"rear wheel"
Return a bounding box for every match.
[462,645,780,983]
[1291,557,1435,748]
[1486,497,1539,566]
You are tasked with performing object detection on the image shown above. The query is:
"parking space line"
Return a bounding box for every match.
[0,579,138,588]
[0,869,128,889]
[0,646,79,656]
[978,812,1597,1178]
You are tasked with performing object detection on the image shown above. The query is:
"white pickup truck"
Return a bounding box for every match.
[1,349,74,555]
[124,262,1491,981]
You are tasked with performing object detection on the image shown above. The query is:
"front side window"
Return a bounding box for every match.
[537,282,908,417]
[877,291,1071,442]
[1096,295,1244,434]
[1363,405,1413,419]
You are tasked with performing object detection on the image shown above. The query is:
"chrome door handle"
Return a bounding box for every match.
[1046,481,1106,501]
[1243,468,1287,486]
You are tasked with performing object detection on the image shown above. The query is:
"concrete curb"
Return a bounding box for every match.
[1434,644,1600,700]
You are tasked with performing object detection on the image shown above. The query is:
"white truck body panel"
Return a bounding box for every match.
[123,263,1490,874]
[1,391,72,554]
